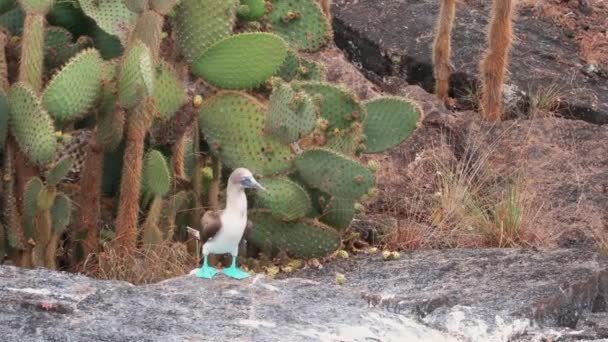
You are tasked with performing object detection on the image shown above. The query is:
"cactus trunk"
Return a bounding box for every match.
[432,0,455,102]
[114,100,154,253]
[479,0,514,121]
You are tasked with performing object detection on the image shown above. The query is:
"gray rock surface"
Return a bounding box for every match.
[331,0,608,124]
[1,248,607,341]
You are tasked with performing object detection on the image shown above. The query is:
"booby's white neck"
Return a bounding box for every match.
[224,181,247,219]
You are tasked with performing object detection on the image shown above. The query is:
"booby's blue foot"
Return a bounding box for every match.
[195,256,217,279]
[223,255,250,279]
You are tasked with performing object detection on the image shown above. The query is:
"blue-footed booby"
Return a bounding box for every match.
[194,167,266,279]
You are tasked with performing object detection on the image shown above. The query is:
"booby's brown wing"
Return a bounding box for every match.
[200,210,222,244]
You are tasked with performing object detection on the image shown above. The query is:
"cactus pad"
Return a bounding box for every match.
[237,0,265,21]
[123,0,148,13]
[267,0,331,52]
[249,210,340,258]
[275,48,299,81]
[8,83,57,166]
[117,40,154,109]
[255,177,311,221]
[362,96,422,153]
[295,148,374,199]
[18,0,53,14]
[131,10,163,59]
[198,92,294,176]
[192,32,288,90]
[142,149,171,197]
[42,48,103,123]
[78,0,137,44]
[91,25,124,59]
[297,58,325,81]
[265,78,316,143]
[173,0,238,63]
[44,27,93,69]
[45,156,73,186]
[297,81,365,131]
[51,193,71,234]
[22,176,43,238]
[153,61,186,121]
[320,196,355,231]
[0,89,8,148]
[324,121,364,156]
[0,6,24,35]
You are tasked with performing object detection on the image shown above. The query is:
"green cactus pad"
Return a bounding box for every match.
[297,58,325,81]
[123,0,147,13]
[325,122,364,156]
[142,149,171,197]
[192,32,288,90]
[20,13,44,92]
[149,0,177,14]
[37,187,56,210]
[44,27,94,69]
[198,92,294,176]
[255,177,311,221]
[51,192,71,234]
[0,6,24,35]
[249,209,341,259]
[0,0,15,14]
[91,25,124,59]
[96,62,124,150]
[237,0,265,21]
[22,176,43,238]
[265,78,316,143]
[267,0,331,52]
[295,148,374,199]
[45,156,73,187]
[117,40,154,109]
[0,88,8,149]
[131,10,163,59]
[8,83,57,166]
[18,0,52,14]
[42,48,103,123]
[78,0,137,44]
[362,96,421,153]
[320,196,355,231]
[275,48,299,81]
[173,0,238,63]
[153,61,186,121]
[297,81,365,131]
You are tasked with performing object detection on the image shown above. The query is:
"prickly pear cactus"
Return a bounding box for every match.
[265,78,316,144]
[362,97,422,153]
[267,0,331,52]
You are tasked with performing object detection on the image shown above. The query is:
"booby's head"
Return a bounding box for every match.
[229,168,267,192]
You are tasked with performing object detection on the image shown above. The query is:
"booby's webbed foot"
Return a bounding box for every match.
[195,257,217,279]
[223,255,250,279]
[223,266,250,279]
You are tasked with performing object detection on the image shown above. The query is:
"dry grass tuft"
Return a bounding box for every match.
[81,240,197,285]
[381,123,545,251]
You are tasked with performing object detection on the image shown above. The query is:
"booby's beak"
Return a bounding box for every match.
[241,176,267,192]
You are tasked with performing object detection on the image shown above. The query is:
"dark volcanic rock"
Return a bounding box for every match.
[332,0,608,124]
[1,249,607,341]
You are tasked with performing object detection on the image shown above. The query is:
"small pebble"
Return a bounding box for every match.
[335,272,346,285]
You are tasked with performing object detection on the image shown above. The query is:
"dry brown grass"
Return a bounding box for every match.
[81,240,197,285]
[380,122,545,251]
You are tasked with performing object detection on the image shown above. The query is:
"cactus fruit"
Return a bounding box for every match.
[18,0,53,14]
[295,148,374,199]
[44,156,73,187]
[320,196,355,231]
[117,40,154,110]
[191,32,288,90]
[255,177,312,221]
[0,88,8,149]
[265,78,316,144]
[173,0,238,63]
[78,0,137,44]
[249,209,340,258]
[297,81,365,131]
[198,92,294,176]
[42,48,103,123]
[238,0,265,21]
[362,96,421,153]
[0,6,23,35]
[51,192,71,233]
[152,60,186,121]
[142,149,171,197]
[267,0,331,52]
[8,82,57,166]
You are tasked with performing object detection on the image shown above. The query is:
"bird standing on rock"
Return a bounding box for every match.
[193,167,266,279]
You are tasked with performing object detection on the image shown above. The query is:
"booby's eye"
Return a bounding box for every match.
[240,176,253,188]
